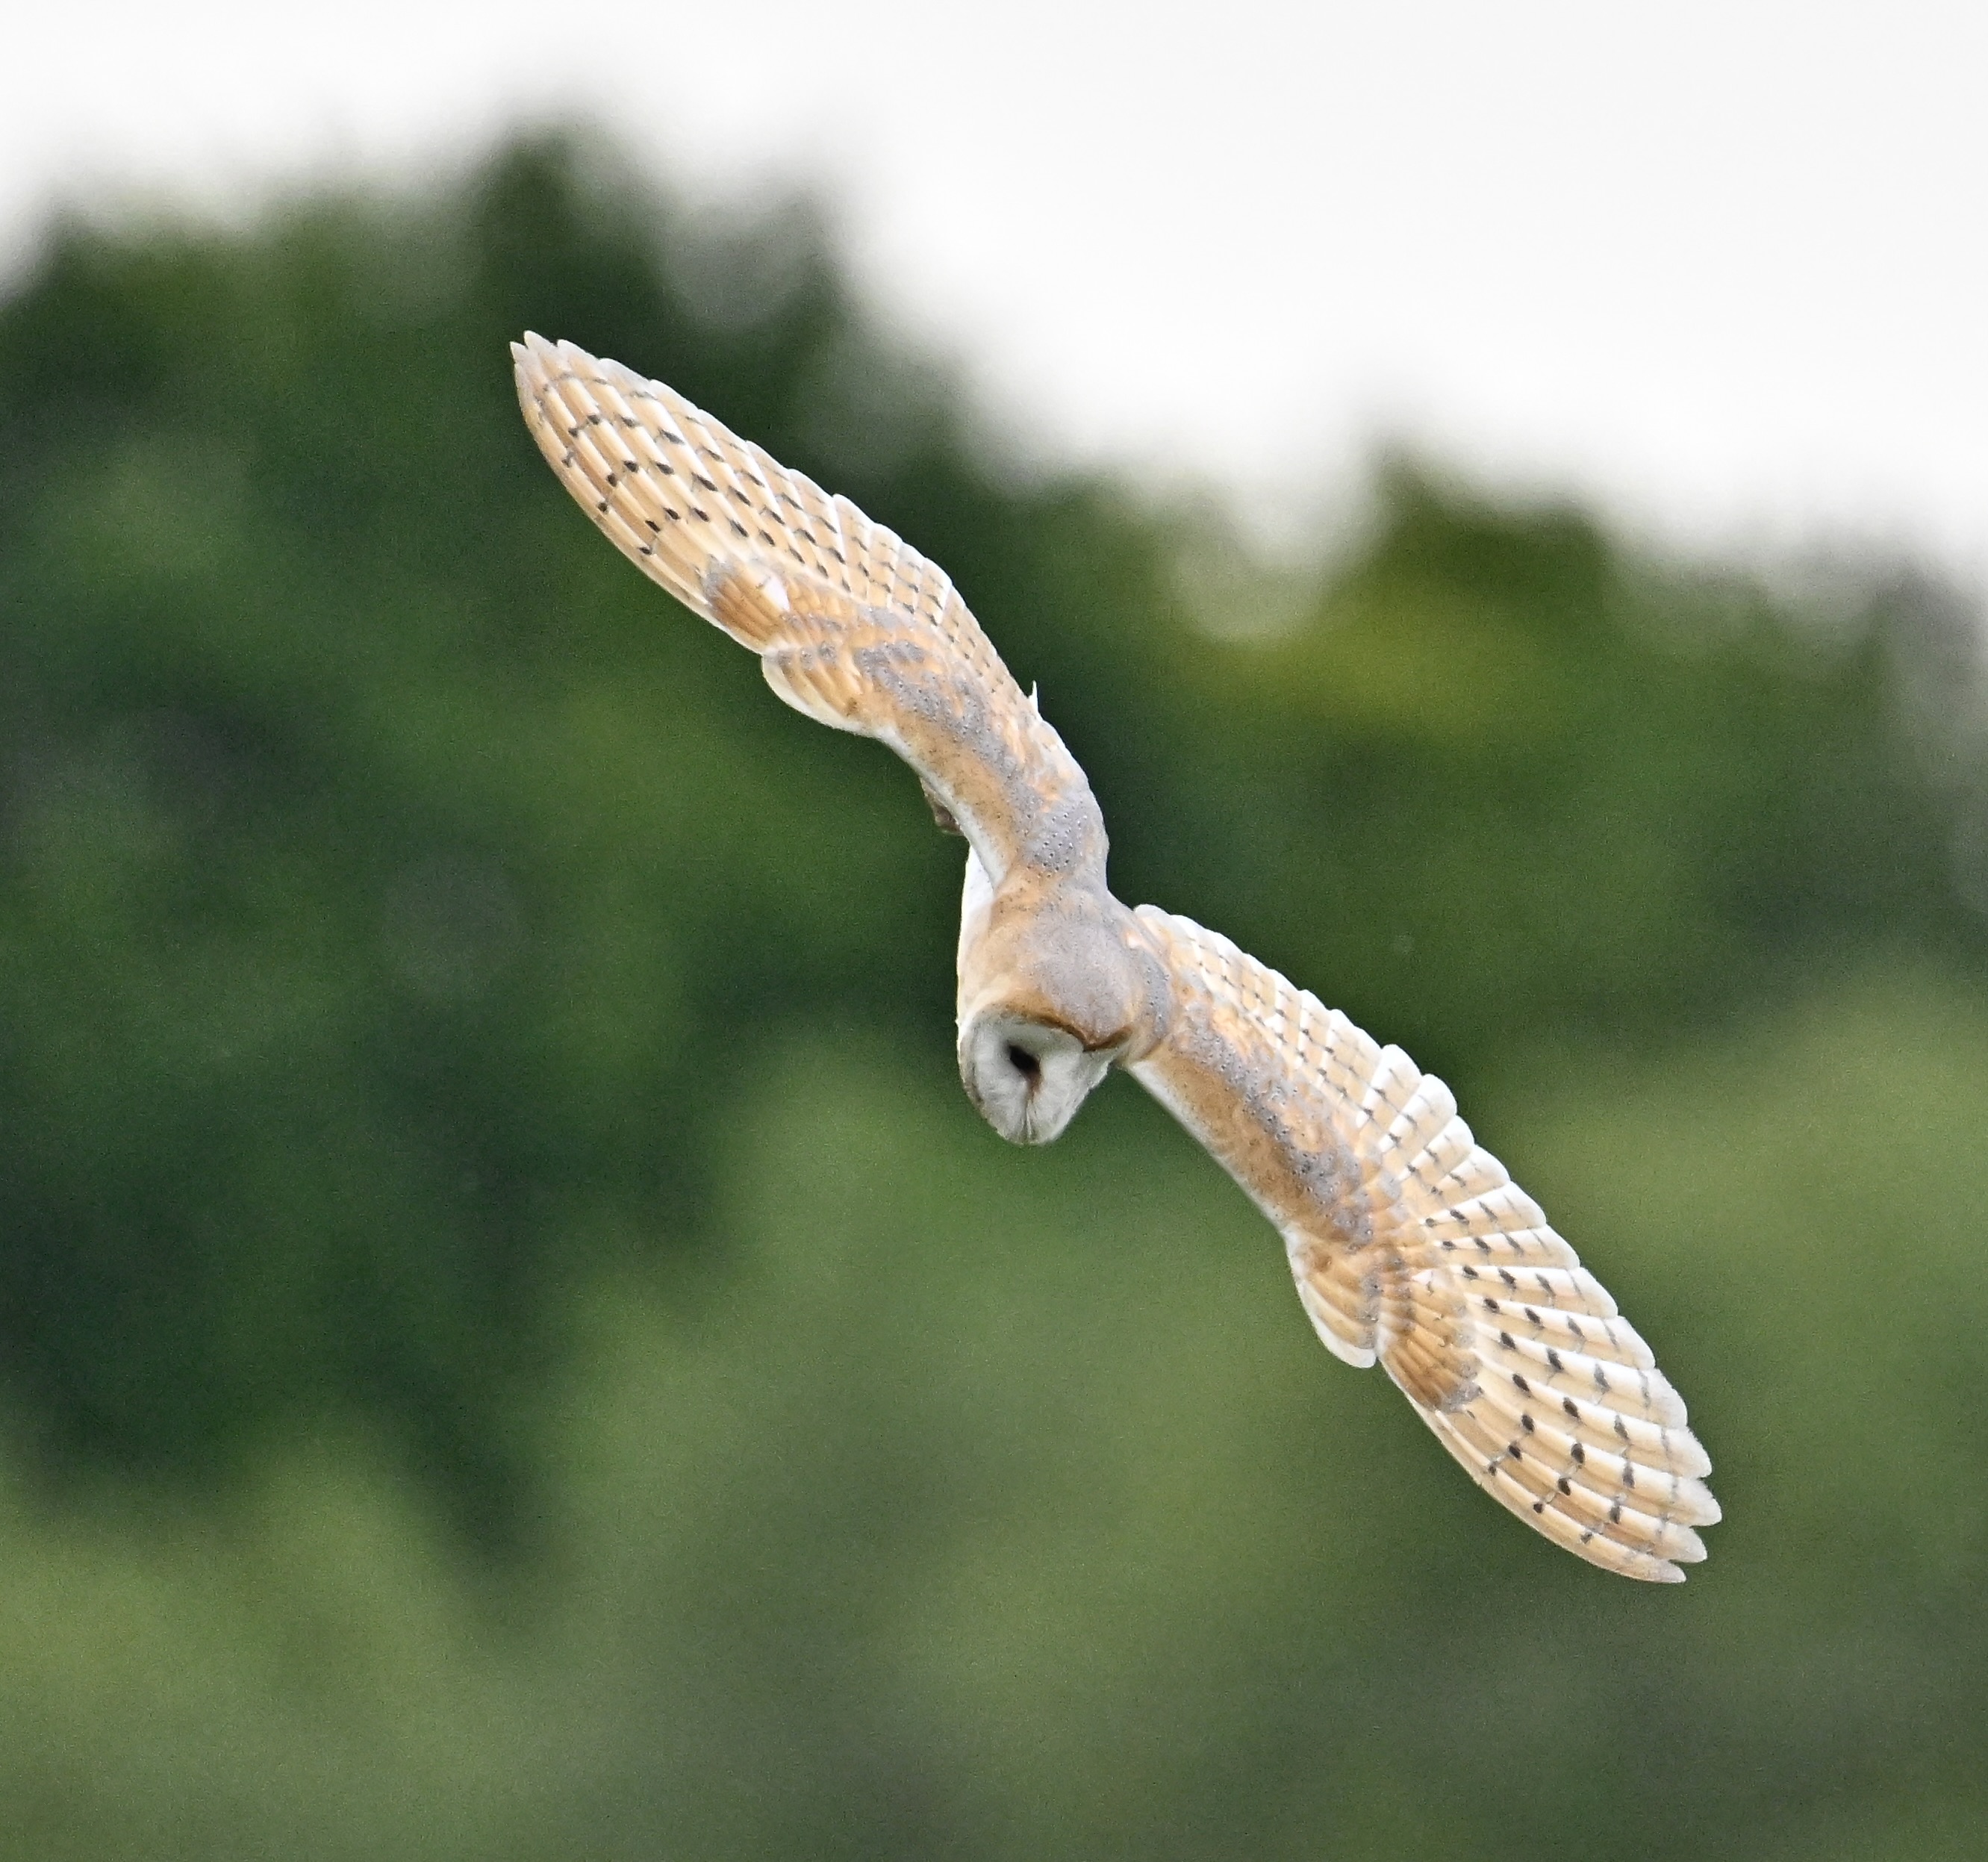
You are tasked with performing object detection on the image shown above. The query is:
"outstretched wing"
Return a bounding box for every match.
[512,334,1093,883]
[1129,908,1719,1583]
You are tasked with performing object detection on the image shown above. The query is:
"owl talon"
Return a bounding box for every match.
[922,781,963,835]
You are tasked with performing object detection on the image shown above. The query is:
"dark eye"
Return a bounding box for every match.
[1006,1044,1041,1081]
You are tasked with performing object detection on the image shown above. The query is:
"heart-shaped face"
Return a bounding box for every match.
[958,1007,1115,1146]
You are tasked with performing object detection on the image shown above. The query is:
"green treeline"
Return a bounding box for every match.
[1,136,1985,1859]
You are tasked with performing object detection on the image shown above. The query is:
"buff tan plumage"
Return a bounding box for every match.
[512,333,1719,1581]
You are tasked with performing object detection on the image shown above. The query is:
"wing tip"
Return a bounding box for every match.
[513,331,606,393]
[511,329,555,370]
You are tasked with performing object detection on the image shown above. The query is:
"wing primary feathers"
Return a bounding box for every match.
[512,333,1100,885]
[1128,906,1716,1581]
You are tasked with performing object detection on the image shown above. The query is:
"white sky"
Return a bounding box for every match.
[4,1,1983,582]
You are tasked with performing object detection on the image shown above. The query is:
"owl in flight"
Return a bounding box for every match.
[513,334,1719,1581]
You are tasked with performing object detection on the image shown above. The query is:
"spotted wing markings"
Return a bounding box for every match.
[514,334,1100,883]
[1131,909,1716,1581]
[520,336,996,682]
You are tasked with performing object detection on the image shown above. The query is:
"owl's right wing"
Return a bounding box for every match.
[1128,907,1719,1583]
[512,334,1094,884]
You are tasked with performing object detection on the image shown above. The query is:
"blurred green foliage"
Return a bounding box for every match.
[1,134,1986,1858]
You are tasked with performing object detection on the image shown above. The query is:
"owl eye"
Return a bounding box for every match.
[1006,1044,1041,1081]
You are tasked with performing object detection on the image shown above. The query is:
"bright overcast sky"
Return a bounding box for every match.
[5,1,1983,582]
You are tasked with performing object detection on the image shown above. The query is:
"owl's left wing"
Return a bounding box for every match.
[511,334,1093,885]
[1128,907,1719,1583]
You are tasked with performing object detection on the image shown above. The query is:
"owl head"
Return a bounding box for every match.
[959,1008,1115,1145]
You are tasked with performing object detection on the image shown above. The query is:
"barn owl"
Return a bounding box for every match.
[512,333,1719,1582]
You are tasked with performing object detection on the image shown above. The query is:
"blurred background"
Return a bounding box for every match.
[3,7,1987,1859]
